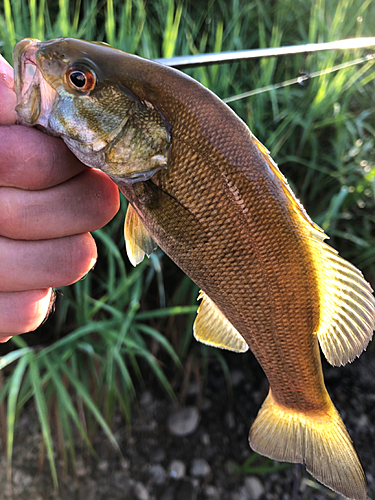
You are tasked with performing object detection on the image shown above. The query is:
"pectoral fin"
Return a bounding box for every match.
[193,291,249,352]
[124,204,157,266]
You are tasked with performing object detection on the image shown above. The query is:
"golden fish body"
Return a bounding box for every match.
[13,38,375,500]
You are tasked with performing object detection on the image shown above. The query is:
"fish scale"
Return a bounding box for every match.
[154,140,324,409]
[13,37,375,500]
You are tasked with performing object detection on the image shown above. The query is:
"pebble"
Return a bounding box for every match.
[161,479,197,500]
[12,469,33,489]
[140,391,154,408]
[134,481,150,500]
[230,370,245,387]
[150,448,166,463]
[224,459,238,475]
[97,460,109,472]
[113,472,133,492]
[355,414,368,429]
[75,456,89,477]
[244,476,265,500]
[201,433,211,446]
[190,458,211,478]
[168,406,200,436]
[204,485,220,499]
[225,411,236,429]
[169,459,186,479]
[176,478,197,500]
[201,399,212,411]
[149,464,167,484]
[231,486,250,500]
[120,457,131,470]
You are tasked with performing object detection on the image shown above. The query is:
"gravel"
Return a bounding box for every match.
[190,458,211,478]
[0,348,374,500]
[167,406,200,436]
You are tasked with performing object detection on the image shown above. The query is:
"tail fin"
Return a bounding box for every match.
[249,391,367,500]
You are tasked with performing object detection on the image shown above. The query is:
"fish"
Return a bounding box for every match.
[13,37,375,500]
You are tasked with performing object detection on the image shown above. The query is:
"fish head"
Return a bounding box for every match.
[13,38,170,182]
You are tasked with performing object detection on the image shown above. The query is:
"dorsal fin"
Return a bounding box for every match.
[193,291,249,352]
[252,134,375,366]
[252,135,323,234]
[124,204,157,266]
[309,231,375,366]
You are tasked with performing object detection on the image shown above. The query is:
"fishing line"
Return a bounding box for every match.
[223,53,375,103]
[156,37,375,68]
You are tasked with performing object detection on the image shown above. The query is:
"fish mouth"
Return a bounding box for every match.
[13,38,57,128]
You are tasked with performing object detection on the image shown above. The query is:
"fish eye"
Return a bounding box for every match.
[67,66,96,92]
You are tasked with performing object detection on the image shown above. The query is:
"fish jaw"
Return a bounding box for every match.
[13,38,58,130]
[13,38,170,182]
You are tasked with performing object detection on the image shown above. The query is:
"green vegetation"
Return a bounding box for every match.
[0,0,375,489]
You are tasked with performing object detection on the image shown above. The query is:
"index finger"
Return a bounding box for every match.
[0,125,87,189]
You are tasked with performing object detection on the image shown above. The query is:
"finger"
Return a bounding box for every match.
[0,169,120,240]
[0,55,17,125]
[0,232,98,292]
[0,288,53,339]
[0,125,89,189]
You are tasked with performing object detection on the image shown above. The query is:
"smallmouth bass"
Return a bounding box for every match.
[13,38,375,500]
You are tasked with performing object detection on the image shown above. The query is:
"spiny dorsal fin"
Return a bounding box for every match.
[252,134,323,234]
[193,291,249,352]
[124,203,157,266]
[310,232,375,366]
[249,391,367,500]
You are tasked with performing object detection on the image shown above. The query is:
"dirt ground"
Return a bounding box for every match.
[1,345,374,500]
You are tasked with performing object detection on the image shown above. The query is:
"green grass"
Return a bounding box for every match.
[0,0,375,489]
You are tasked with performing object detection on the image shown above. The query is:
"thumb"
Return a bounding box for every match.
[0,55,17,125]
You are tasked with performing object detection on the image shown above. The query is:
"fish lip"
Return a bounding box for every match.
[13,38,58,128]
[13,39,41,124]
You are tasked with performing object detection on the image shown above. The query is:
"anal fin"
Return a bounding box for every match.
[193,291,249,352]
[124,204,157,266]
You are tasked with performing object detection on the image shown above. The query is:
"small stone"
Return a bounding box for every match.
[187,380,200,395]
[225,411,235,429]
[120,457,131,470]
[12,469,33,487]
[150,448,166,463]
[149,464,167,484]
[134,481,150,500]
[190,458,211,478]
[355,414,368,429]
[169,459,186,479]
[97,460,109,472]
[231,486,250,500]
[244,476,265,500]
[75,456,89,477]
[230,370,245,387]
[224,459,238,475]
[204,485,220,499]
[201,433,211,446]
[168,407,200,436]
[176,478,197,500]
[113,471,133,491]
[139,391,153,408]
[201,399,212,411]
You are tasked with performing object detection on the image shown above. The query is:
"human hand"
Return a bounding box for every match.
[0,55,120,341]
